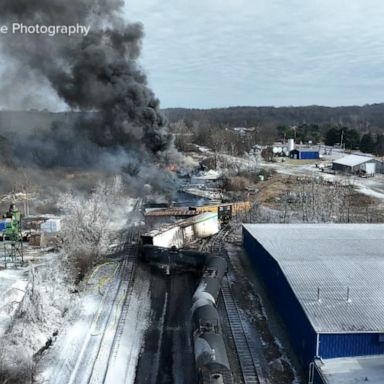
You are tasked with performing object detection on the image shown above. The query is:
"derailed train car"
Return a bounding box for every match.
[141,244,208,272]
[191,255,232,383]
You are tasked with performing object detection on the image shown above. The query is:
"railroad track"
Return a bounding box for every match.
[88,228,140,384]
[210,228,268,384]
[221,278,266,384]
[63,202,143,384]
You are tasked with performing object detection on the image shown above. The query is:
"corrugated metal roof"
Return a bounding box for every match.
[243,224,384,333]
[333,154,373,167]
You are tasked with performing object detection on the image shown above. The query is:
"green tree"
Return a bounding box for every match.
[375,134,384,156]
[360,133,375,153]
[343,128,360,149]
[324,126,341,146]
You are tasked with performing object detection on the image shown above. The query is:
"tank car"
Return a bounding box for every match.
[194,333,231,384]
[192,277,221,305]
[192,299,221,337]
[203,256,227,281]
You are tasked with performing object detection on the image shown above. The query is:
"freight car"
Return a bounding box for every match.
[141,244,208,272]
[204,256,227,280]
[192,298,221,337]
[191,255,232,383]
[195,333,231,384]
[144,201,252,225]
[191,201,251,224]
[192,256,228,304]
[192,276,222,305]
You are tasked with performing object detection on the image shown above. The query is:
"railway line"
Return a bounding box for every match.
[63,228,140,384]
[210,228,268,384]
[88,229,139,384]
[43,200,145,384]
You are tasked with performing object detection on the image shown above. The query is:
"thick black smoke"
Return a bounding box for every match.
[0,0,179,187]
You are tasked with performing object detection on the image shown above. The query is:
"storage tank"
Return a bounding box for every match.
[288,138,295,152]
[272,146,282,154]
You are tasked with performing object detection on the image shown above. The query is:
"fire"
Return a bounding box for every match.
[166,164,178,172]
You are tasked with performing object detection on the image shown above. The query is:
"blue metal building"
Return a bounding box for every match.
[243,224,384,383]
[289,148,320,160]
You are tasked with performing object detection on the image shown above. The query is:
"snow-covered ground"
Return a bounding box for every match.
[103,276,150,384]
[0,268,28,336]
[191,145,384,202]
[263,160,384,201]
[35,258,150,384]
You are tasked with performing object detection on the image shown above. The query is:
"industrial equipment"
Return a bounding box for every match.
[1,204,24,268]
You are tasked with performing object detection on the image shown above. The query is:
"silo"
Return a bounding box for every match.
[288,138,295,152]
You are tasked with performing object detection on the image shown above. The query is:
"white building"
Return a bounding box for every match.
[332,154,375,175]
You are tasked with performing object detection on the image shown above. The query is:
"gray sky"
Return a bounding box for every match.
[124,0,384,108]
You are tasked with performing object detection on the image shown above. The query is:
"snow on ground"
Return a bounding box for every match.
[191,169,222,181]
[265,159,384,202]
[35,261,119,384]
[194,145,384,202]
[0,268,28,336]
[36,258,150,384]
[191,145,384,202]
[194,145,211,154]
[0,251,77,384]
[104,277,150,384]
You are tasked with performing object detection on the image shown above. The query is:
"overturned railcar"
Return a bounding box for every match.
[141,244,208,271]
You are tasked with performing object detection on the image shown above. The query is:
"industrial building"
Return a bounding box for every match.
[332,154,375,175]
[289,148,320,160]
[243,224,384,384]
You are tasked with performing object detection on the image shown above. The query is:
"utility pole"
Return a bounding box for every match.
[340,129,344,150]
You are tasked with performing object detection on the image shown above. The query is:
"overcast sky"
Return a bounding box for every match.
[124,0,384,109]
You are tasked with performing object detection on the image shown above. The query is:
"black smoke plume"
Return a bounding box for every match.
[0,0,180,191]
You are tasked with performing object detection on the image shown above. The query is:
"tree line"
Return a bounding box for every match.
[171,118,384,156]
[164,104,384,132]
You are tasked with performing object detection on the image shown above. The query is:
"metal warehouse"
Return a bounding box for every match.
[243,224,384,384]
[332,154,375,174]
[289,148,320,160]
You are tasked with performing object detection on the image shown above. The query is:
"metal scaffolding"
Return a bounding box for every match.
[1,205,24,268]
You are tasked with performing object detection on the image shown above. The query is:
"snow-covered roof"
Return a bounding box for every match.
[316,356,384,384]
[243,224,384,333]
[333,154,373,167]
